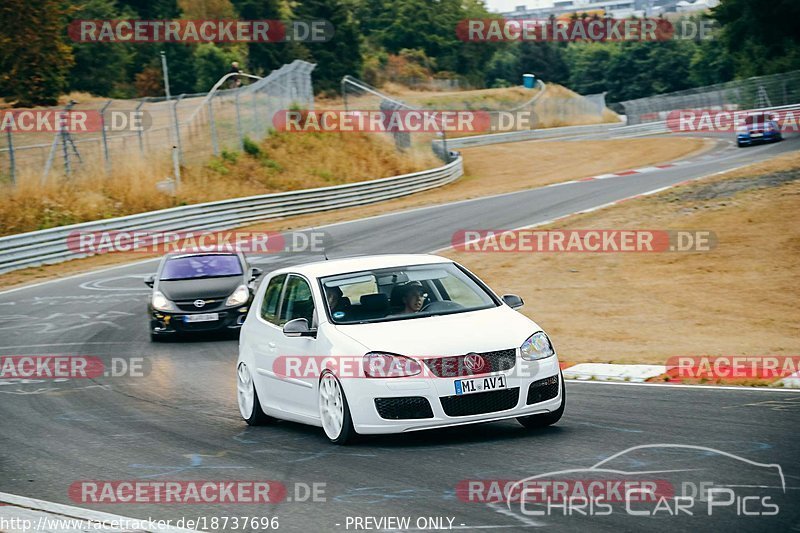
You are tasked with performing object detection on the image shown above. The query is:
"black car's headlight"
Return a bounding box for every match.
[225,285,250,307]
[152,291,177,312]
[520,331,555,361]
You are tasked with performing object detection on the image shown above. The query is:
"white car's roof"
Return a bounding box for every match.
[273,254,452,279]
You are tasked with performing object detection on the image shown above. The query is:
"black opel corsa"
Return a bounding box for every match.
[145,252,262,340]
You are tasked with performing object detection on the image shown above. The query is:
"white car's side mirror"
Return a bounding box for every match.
[283,318,315,337]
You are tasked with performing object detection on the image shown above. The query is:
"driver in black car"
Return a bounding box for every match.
[400,282,427,314]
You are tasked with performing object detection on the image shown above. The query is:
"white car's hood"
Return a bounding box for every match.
[333,305,540,356]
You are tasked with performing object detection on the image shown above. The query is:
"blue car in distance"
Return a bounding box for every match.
[737,112,782,147]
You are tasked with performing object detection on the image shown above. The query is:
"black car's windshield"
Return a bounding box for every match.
[160,254,243,280]
[320,263,497,324]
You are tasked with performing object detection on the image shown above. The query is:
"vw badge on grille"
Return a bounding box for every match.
[464,353,486,373]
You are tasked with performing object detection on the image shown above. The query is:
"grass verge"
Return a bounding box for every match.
[1,132,437,237]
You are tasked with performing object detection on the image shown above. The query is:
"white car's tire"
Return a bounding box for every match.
[319,372,356,445]
[237,362,274,425]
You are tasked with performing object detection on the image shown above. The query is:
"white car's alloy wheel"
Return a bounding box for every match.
[319,373,345,440]
[237,362,255,420]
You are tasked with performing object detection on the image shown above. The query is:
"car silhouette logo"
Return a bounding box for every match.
[193,299,206,308]
[464,353,486,372]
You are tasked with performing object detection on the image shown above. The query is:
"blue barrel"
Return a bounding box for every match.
[523,74,536,89]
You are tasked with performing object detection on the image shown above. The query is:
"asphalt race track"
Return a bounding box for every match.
[1,134,799,532]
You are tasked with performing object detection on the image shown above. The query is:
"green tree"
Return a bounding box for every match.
[712,0,800,76]
[519,42,569,85]
[68,0,136,97]
[689,37,735,86]
[566,42,614,95]
[294,0,362,93]
[230,0,289,75]
[485,47,520,87]
[194,43,238,92]
[0,0,74,106]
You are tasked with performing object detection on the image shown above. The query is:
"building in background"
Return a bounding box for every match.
[502,0,716,19]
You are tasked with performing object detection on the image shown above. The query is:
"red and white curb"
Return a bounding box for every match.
[0,492,197,533]
[575,163,682,182]
[560,362,667,382]
[559,362,800,388]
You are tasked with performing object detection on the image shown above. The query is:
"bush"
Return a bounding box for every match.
[221,150,239,163]
[243,137,262,158]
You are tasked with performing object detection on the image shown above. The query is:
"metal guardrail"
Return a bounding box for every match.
[441,121,626,149]
[0,155,463,274]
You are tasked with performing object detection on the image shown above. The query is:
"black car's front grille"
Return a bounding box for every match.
[423,349,516,378]
[374,397,434,420]
[175,298,224,312]
[440,388,520,417]
[526,375,560,405]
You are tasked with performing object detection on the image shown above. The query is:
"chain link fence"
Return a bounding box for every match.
[619,70,800,124]
[341,75,452,162]
[341,76,620,161]
[0,60,315,186]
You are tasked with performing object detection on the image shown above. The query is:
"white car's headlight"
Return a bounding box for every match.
[520,331,555,361]
[225,285,250,307]
[362,352,422,378]
[152,291,177,312]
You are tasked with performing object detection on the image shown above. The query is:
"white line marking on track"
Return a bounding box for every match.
[0,258,159,296]
[0,491,197,532]
[485,502,544,528]
[566,379,800,392]
[0,342,132,350]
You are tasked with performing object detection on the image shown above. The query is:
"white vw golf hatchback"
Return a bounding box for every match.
[236,254,564,444]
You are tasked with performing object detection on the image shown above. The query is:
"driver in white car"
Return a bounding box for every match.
[400,281,427,314]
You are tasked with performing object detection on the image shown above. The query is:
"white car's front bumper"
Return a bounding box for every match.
[342,355,562,434]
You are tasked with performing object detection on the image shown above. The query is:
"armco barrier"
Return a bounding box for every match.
[0,155,462,274]
[441,121,626,149]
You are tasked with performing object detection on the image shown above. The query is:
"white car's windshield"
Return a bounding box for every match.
[320,263,497,324]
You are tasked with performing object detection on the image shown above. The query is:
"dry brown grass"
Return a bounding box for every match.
[392,86,542,110]
[531,84,619,128]
[0,132,438,236]
[443,151,800,365]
